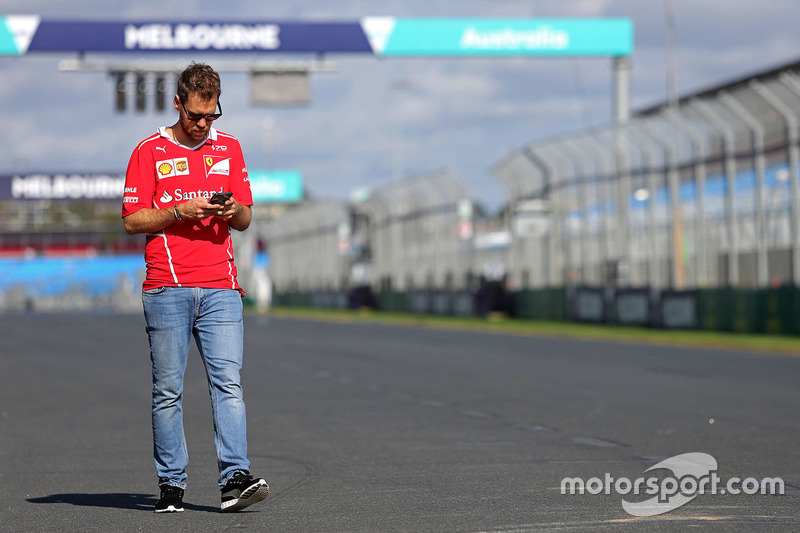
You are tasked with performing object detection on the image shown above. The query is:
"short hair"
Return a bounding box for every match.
[176,62,221,103]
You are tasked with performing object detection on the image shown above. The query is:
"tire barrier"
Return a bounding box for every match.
[570,286,605,323]
[405,290,475,317]
[658,290,698,329]
[614,288,654,326]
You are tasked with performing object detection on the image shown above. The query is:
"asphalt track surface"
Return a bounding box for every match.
[1,312,799,532]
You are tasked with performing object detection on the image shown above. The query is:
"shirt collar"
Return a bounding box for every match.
[157,126,218,148]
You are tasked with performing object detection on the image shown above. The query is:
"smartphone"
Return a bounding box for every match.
[209,192,232,205]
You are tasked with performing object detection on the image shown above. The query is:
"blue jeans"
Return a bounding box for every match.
[142,287,250,488]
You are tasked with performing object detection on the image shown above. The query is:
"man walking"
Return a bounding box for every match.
[122,62,268,513]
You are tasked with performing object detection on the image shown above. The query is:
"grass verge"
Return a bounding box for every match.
[260,306,800,356]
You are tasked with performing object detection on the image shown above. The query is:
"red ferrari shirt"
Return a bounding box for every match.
[122,126,253,293]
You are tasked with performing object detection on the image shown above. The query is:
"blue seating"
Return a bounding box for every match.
[0,254,145,298]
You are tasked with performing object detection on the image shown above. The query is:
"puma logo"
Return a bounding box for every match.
[156,145,167,153]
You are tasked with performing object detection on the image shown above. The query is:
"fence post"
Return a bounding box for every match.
[765,74,800,286]
[526,147,561,287]
[581,134,618,286]
[541,143,582,285]
[663,108,710,287]
[719,91,769,287]
[690,100,740,287]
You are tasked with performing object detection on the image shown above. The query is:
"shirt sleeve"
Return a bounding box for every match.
[121,143,156,218]
[229,140,253,206]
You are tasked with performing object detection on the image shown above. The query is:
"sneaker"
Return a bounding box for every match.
[220,472,269,512]
[155,485,184,513]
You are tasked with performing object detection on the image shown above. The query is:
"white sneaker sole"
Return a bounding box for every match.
[220,480,269,512]
[155,504,184,513]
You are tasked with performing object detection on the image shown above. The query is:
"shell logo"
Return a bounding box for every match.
[158,162,174,176]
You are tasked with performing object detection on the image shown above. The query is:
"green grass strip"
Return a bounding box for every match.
[260,306,800,356]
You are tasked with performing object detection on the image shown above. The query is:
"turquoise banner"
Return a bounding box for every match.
[375,18,632,57]
[0,18,20,54]
[248,170,303,203]
[0,15,39,55]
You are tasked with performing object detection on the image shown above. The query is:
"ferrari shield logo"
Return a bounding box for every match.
[204,156,231,177]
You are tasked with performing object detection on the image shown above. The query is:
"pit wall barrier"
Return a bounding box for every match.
[272,286,800,337]
[695,286,800,335]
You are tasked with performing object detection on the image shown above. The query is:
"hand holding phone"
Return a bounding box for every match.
[209,192,232,206]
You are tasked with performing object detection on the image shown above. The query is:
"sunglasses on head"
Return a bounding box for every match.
[180,98,223,122]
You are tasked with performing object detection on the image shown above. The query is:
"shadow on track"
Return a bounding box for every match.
[27,493,218,513]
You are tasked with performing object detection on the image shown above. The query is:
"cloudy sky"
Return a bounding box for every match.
[2,0,799,212]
